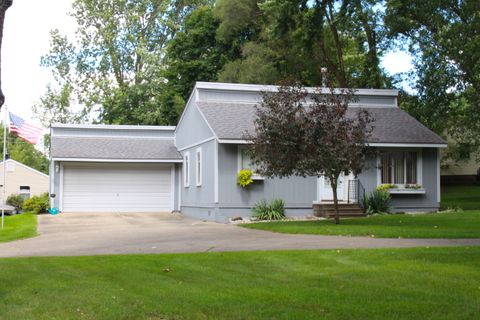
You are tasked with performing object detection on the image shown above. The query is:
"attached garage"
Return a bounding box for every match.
[62,163,174,212]
[50,124,182,213]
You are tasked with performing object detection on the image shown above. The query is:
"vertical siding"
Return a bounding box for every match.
[218,144,317,212]
[175,97,215,149]
[358,148,440,211]
[180,139,216,208]
[198,88,397,107]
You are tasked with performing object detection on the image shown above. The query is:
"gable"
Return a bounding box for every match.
[175,92,216,150]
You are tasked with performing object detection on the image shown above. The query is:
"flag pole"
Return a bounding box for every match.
[1,106,6,229]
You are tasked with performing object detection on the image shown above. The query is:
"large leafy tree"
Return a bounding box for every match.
[36,0,211,127]
[163,6,228,102]
[385,0,480,161]
[218,0,390,88]
[0,125,49,174]
[0,0,12,109]
[248,83,373,224]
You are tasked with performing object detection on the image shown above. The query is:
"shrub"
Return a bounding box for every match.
[365,190,391,215]
[237,169,254,187]
[7,194,25,212]
[23,192,50,214]
[252,198,285,220]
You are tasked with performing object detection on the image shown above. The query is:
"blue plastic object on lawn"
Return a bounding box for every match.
[48,207,60,215]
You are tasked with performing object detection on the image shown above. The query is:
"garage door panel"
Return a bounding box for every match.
[62,164,173,212]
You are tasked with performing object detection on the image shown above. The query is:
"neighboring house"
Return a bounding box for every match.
[50,82,447,222]
[0,159,49,199]
[441,155,479,185]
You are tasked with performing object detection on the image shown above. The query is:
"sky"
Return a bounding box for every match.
[1,0,413,130]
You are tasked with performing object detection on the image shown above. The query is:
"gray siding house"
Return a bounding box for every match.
[50,82,446,222]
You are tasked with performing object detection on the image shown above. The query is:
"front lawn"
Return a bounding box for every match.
[241,211,480,238]
[441,185,480,210]
[0,247,479,319]
[0,213,37,243]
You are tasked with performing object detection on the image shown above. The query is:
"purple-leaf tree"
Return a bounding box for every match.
[247,82,374,224]
[0,0,12,108]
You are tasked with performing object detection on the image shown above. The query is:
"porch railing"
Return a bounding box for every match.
[347,179,366,209]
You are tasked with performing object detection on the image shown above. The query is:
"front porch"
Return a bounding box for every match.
[314,179,366,217]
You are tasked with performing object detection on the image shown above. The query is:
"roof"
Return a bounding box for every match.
[51,136,182,161]
[196,102,447,146]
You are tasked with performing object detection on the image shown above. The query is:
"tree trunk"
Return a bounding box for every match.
[331,177,340,225]
[0,0,12,109]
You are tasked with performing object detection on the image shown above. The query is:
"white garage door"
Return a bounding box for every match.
[62,163,173,212]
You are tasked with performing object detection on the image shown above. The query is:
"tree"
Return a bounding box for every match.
[163,6,228,102]
[385,0,480,161]
[36,0,211,126]
[0,125,49,174]
[0,0,12,109]
[217,0,391,88]
[247,83,373,224]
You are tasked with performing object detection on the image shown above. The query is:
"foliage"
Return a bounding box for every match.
[247,82,374,224]
[217,0,391,88]
[237,169,253,187]
[0,125,49,174]
[385,0,480,161]
[6,194,24,212]
[242,210,480,239]
[364,190,391,215]
[22,193,50,215]
[36,0,211,127]
[252,198,285,220]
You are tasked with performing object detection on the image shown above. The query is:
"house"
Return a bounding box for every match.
[441,155,479,185]
[50,82,447,222]
[0,159,49,200]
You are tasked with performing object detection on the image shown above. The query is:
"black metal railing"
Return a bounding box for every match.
[347,179,366,209]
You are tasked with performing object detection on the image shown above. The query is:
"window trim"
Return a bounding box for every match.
[195,148,202,187]
[184,152,190,188]
[237,146,264,180]
[377,149,423,187]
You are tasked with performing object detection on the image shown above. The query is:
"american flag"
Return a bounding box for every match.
[9,112,43,144]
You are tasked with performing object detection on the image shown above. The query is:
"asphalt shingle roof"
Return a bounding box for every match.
[197,102,446,145]
[51,137,181,160]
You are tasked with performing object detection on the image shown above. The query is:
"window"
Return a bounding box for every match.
[195,148,202,186]
[19,186,30,201]
[238,146,262,179]
[380,151,418,185]
[184,152,190,187]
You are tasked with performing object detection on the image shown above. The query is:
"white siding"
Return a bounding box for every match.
[62,163,172,212]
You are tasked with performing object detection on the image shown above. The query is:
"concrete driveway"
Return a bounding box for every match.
[0,212,479,258]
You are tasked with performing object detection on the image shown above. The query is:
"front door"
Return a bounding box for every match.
[319,174,344,201]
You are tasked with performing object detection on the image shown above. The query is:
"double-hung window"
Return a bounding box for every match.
[184,152,190,187]
[195,148,202,187]
[238,146,262,178]
[380,151,418,185]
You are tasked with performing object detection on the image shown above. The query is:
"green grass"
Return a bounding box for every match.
[0,213,37,243]
[242,211,480,238]
[441,185,480,210]
[0,248,479,319]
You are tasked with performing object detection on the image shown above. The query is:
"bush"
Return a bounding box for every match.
[364,190,391,215]
[7,194,25,212]
[237,169,253,187]
[252,198,285,220]
[23,192,50,214]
